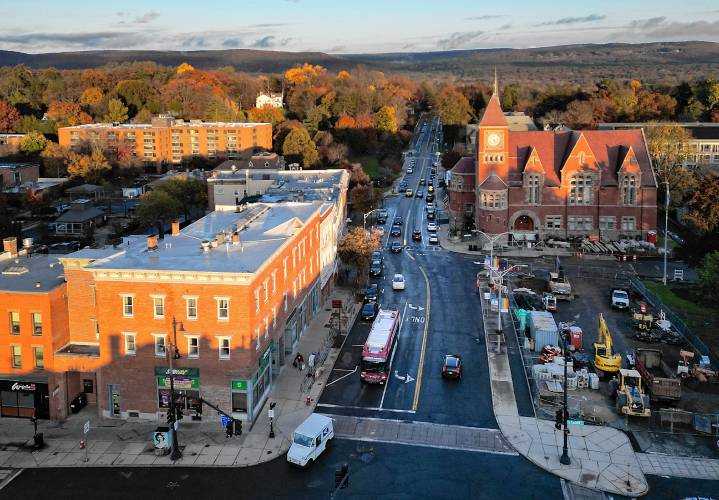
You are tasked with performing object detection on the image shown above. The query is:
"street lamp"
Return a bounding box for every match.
[559,330,573,465]
[476,230,513,280]
[492,264,527,333]
[167,316,184,461]
[363,209,381,232]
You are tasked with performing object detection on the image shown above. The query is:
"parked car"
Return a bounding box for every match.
[405,189,414,197]
[427,222,438,232]
[393,216,403,226]
[441,354,462,380]
[427,209,436,220]
[361,301,379,321]
[372,251,383,262]
[412,229,422,242]
[426,193,434,202]
[365,284,379,302]
[416,189,424,197]
[390,241,403,253]
[419,178,426,186]
[392,274,406,291]
[369,260,383,277]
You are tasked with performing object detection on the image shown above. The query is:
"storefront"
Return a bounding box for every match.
[232,343,273,423]
[155,367,202,416]
[0,379,50,419]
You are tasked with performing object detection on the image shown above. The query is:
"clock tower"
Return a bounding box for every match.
[477,78,510,184]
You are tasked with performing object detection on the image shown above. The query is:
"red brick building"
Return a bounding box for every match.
[448,90,658,242]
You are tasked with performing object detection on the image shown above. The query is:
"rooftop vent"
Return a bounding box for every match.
[2,265,29,275]
[201,240,211,252]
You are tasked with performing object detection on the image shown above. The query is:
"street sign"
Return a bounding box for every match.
[221,414,230,427]
[567,420,584,425]
[83,420,90,434]
[268,409,275,419]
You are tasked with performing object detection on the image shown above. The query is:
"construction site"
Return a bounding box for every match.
[506,256,719,457]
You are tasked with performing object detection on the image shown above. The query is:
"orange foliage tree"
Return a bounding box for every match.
[47,101,92,127]
[0,100,20,133]
[284,64,327,86]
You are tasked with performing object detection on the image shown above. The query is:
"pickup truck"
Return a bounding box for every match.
[610,288,630,309]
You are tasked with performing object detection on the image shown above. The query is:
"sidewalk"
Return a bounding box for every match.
[477,277,650,497]
[438,225,575,258]
[0,288,359,469]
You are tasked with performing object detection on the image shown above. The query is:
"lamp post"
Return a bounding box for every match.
[363,209,381,232]
[493,264,527,333]
[168,316,184,461]
[476,230,513,282]
[560,330,572,465]
[662,179,670,286]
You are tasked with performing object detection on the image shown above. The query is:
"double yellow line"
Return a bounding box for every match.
[407,250,431,411]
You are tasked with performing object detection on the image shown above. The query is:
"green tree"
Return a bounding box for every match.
[104,98,129,123]
[337,226,381,288]
[155,177,208,223]
[698,251,719,305]
[136,190,181,229]
[643,124,695,203]
[282,126,319,167]
[434,88,472,125]
[19,131,48,156]
[374,105,397,133]
[683,175,719,233]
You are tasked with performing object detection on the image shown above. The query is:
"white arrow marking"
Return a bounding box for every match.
[408,303,417,310]
[394,370,405,381]
[417,305,425,311]
[404,374,415,384]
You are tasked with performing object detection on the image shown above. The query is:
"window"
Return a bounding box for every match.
[578,152,586,165]
[264,318,269,339]
[283,257,288,279]
[186,297,198,320]
[11,345,21,368]
[621,216,636,231]
[479,191,506,210]
[152,296,165,319]
[124,333,136,355]
[33,347,44,369]
[284,292,288,312]
[254,288,261,312]
[569,174,593,205]
[599,216,616,231]
[154,335,167,357]
[272,270,277,295]
[526,174,541,205]
[272,307,277,328]
[122,295,134,317]
[232,392,248,413]
[219,337,231,359]
[263,279,269,303]
[568,216,592,231]
[621,175,637,206]
[9,311,19,335]
[545,216,562,229]
[217,298,229,320]
[187,336,199,358]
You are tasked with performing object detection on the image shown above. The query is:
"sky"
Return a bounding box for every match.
[1,0,719,54]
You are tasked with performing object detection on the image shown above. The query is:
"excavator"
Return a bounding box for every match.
[594,313,622,378]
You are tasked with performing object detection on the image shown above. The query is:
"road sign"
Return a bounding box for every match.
[83,420,90,434]
[268,409,275,419]
[567,420,584,425]
[221,414,230,427]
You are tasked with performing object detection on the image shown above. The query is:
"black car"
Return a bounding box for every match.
[399,182,408,191]
[419,178,426,186]
[412,229,422,242]
[390,241,402,253]
[428,178,434,186]
[442,354,462,380]
[369,260,383,277]
[377,215,386,224]
[365,283,379,302]
[393,216,403,226]
[426,193,434,202]
[361,301,379,321]
[390,225,402,237]
[427,210,436,220]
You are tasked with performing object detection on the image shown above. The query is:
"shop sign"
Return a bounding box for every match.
[157,376,199,390]
[11,382,37,392]
[259,343,272,372]
[154,367,199,378]
[231,380,248,391]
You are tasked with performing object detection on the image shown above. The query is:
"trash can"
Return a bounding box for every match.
[152,426,172,456]
[647,230,657,244]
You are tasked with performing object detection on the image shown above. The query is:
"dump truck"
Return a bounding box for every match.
[548,268,572,300]
[634,348,681,403]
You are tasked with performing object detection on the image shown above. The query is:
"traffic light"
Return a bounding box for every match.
[176,406,183,421]
[225,421,233,438]
[167,410,175,426]
[555,408,563,430]
[335,463,349,489]
[235,419,242,436]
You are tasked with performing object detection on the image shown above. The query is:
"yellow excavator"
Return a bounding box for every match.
[594,313,622,378]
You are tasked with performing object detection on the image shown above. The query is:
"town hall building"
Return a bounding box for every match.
[448,85,658,243]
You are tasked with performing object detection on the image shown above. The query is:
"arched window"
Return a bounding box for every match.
[578,152,586,165]
[569,173,593,205]
[526,174,541,205]
[621,175,637,206]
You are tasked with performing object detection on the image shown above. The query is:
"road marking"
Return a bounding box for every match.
[412,262,431,411]
[332,368,355,372]
[379,300,408,409]
[351,344,364,347]
[316,403,416,414]
[325,366,358,387]
[335,436,518,456]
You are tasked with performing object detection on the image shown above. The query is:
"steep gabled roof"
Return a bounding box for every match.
[478,174,507,190]
[479,95,509,127]
[451,156,475,175]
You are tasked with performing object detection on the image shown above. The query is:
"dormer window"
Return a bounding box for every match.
[578,152,586,166]
[525,174,541,205]
[621,174,637,206]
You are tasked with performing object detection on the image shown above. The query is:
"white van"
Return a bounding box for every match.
[286,413,334,468]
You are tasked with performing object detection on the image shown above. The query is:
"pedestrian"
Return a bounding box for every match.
[294,352,304,370]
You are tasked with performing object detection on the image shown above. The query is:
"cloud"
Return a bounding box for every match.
[134,11,160,24]
[438,30,485,50]
[627,16,667,30]
[631,18,719,37]
[248,23,288,28]
[465,15,504,20]
[222,38,243,48]
[499,23,512,31]
[0,31,146,49]
[536,14,605,26]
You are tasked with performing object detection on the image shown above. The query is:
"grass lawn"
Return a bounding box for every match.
[644,281,712,317]
[350,155,380,178]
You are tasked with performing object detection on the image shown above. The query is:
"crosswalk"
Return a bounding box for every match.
[0,469,21,491]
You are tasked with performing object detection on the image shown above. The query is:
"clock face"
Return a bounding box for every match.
[487,132,501,147]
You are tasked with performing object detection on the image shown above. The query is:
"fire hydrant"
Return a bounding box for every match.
[305,396,311,406]
[79,439,86,450]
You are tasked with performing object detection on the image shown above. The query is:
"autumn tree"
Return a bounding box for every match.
[19,131,48,156]
[282,126,319,167]
[46,101,92,127]
[67,148,110,182]
[247,106,285,126]
[434,88,472,125]
[284,64,327,87]
[41,142,72,177]
[683,175,719,233]
[337,226,381,288]
[113,79,161,116]
[79,87,104,107]
[335,114,356,129]
[104,98,129,123]
[643,124,695,202]
[136,190,181,229]
[0,100,20,132]
[349,183,375,213]
[176,63,195,75]
[375,105,397,133]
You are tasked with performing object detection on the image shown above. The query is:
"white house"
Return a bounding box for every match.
[256,92,284,109]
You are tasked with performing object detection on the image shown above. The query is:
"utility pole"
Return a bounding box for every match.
[167,338,182,461]
[662,179,670,286]
[560,331,572,465]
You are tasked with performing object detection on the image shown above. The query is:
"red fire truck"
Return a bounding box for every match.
[360,309,400,384]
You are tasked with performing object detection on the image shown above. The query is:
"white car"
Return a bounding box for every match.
[429,234,439,245]
[427,222,438,232]
[392,274,405,291]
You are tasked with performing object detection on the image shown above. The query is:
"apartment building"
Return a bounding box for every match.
[0,134,24,156]
[58,115,272,172]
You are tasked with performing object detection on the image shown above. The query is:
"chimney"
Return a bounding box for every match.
[231,232,240,245]
[3,237,18,256]
[216,232,226,245]
[147,234,158,251]
[171,221,180,236]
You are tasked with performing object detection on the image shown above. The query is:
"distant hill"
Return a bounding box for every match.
[1,41,718,85]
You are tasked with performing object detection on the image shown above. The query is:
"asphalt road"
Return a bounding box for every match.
[0,439,564,500]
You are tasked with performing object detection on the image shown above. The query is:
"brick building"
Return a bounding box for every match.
[0,134,24,156]
[448,88,658,241]
[58,116,272,172]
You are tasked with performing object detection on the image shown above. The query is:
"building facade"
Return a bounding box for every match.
[0,134,24,156]
[58,116,272,171]
[255,93,284,109]
[449,92,658,241]
[0,162,39,189]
